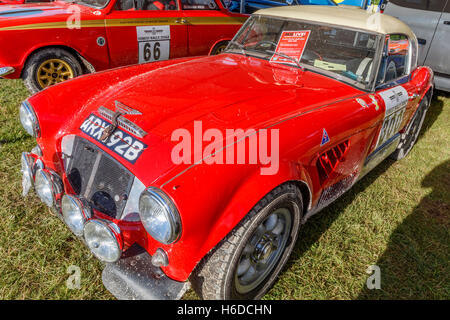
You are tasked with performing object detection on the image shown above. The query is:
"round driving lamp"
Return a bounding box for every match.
[19,101,40,137]
[35,169,61,207]
[139,187,181,245]
[84,219,123,263]
[62,195,92,237]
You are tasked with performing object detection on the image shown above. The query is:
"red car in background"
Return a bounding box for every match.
[19,6,433,300]
[0,0,52,4]
[0,0,247,92]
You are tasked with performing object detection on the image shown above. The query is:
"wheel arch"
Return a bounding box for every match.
[189,160,313,277]
[20,44,94,78]
[208,39,231,56]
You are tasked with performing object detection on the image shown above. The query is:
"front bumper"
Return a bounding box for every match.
[102,244,190,300]
[0,66,14,77]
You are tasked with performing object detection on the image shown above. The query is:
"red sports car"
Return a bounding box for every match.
[0,0,246,92]
[20,6,433,300]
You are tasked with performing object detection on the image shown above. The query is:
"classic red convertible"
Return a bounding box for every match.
[0,0,246,92]
[20,6,433,299]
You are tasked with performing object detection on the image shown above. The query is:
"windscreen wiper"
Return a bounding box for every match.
[265,50,303,70]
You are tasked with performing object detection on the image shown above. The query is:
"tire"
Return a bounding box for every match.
[210,41,229,55]
[22,48,83,94]
[191,183,303,300]
[390,96,429,160]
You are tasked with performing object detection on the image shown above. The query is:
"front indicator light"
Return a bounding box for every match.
[35,169,62,207]
[62,195,92,237]
[84,219,123,263]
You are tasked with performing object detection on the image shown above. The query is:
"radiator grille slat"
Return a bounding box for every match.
[66,137,134,219]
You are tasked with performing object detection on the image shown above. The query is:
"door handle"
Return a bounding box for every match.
[444,21,450,25]
[175,18,188,24]
[417,38,426,45]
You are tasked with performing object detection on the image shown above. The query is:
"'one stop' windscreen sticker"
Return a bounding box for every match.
[270,30,311,66]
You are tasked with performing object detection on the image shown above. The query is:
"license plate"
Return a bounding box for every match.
[79,114,147,164]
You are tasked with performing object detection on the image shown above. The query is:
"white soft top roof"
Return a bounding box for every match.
[255,5,416,39]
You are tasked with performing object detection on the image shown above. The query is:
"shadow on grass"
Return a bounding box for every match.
[283,91,446,289]
[357,160,450,299]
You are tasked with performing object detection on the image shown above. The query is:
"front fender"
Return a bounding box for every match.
[159,159,312,281]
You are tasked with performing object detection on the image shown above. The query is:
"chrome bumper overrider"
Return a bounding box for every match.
[0,66,14,77]
[102,244,189,300]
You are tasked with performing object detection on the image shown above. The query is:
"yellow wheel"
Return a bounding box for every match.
[211,42,229,55]
[36,58,75,88]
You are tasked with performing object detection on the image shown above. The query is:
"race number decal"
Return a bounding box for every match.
[376,86,408,148]
[137,25,170,64]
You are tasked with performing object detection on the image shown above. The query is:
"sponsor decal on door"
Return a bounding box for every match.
[137,25,170,64]
[376,86,408,148]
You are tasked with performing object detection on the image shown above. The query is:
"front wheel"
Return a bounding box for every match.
[22,48,83,93]
[390,96,429,160]
[191,183,302,299]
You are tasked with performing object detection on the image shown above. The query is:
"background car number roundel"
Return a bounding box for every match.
[137,25,170,64]
[80,115,147,164]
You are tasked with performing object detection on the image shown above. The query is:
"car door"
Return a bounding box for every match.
[423,1,450,87]
[371,34,420,153]
[180,0,246,56]
[104,0,188,68]
[384,0,447,65]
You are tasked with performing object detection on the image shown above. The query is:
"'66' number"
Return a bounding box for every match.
[143,42,161,62]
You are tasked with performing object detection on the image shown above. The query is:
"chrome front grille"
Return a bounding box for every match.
[65,137,134,219]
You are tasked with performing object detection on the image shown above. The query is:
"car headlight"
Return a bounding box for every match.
[35,169,62,207]
[19,101,40,137]
[62,195,92,237]
[139,187,181,244]
[84,219,123,263]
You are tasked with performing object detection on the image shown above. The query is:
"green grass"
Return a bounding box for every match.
[0,79,448,300]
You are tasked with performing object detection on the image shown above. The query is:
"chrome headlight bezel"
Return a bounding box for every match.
[139,187,181,245]
[21,152,35,196]
[84,219,123,263]
[34,169,62,207]
[61,195,92,237]
[19,101,40,138]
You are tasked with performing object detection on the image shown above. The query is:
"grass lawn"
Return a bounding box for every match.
[0,79,448,300]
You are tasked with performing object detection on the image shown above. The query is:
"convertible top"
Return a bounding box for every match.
[256,5,416,40]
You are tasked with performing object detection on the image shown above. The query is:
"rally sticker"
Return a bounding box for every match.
[376,86,408,148]
[270,30,310,66]
[80,114,147,164]
[137,25,170,64]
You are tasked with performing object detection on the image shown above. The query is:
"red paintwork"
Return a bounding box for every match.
[0,0,246,78]
[27,50,433,282]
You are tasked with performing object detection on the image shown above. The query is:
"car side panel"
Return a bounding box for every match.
[104,9,189,68]
[0,19,110,78]
[182,3,248,56]
[152,93,383,281]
